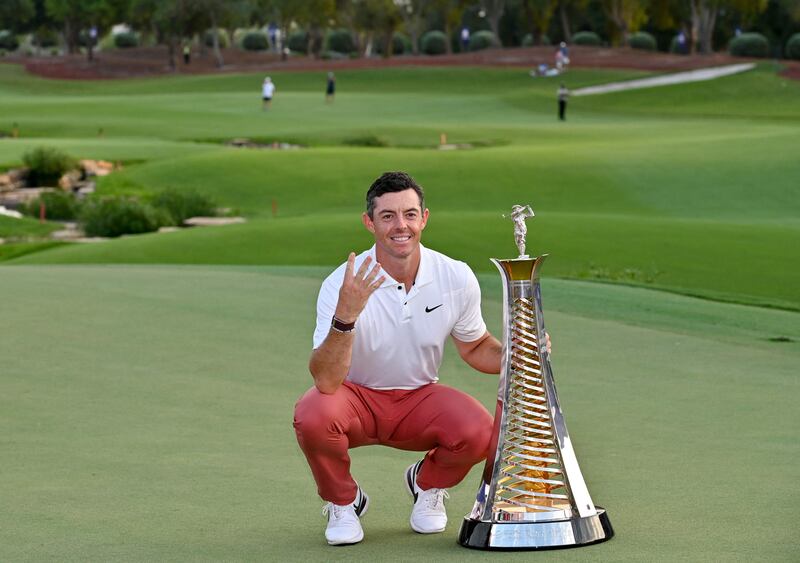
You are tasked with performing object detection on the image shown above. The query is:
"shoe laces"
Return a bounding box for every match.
[322,502,355,521]
[420,488,449,511]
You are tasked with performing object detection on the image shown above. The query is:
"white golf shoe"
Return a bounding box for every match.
[404,460,449,534]
[322,486,369,546]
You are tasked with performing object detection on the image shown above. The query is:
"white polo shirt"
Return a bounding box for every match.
[313,244,487,390]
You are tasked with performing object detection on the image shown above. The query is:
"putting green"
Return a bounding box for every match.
[1,265,797,561]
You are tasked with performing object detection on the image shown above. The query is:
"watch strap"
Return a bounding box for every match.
[331,316,356,333]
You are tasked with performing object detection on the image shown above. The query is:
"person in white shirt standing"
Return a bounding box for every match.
[262,76,275,110]
[293,171,504,546]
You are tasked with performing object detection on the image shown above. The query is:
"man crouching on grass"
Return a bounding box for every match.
[293,171,504,545]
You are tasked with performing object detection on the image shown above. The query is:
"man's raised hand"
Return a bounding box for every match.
[335,253,386,323]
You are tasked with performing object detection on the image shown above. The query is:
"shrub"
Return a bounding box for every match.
[22,147,77,187]
[521,34,550,46]
[0,30,18,51]
[785,33,800,60]
[35,29,59,48]
[469,30,497,51]
[628,31,656,51]
[729,32,769,58]
[25,191,81,221]
[81,196,168,238]
[421,30,447,55]
[242,31,268,51]
[204,29,230,48]
[113,32,138,48]
[287,30,307,53]
[374,33,409,55]
[151,189,217,225]
[325,29,355,54]
[572,31,601,46]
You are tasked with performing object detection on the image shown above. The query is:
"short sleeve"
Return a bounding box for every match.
[451,267,487,343]
[312,269,343,349]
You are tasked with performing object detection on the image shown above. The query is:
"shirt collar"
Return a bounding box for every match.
[368,244,433,289]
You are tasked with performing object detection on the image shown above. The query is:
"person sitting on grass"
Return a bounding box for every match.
[293,171,549,546]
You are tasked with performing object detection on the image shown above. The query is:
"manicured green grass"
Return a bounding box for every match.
[0,214,60,238]
[1,63,799,312]
[1,265,797,561]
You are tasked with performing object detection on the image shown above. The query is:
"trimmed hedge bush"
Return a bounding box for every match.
[25,191,81,221]
[287,31,307,53]
[374,33,409,55]
[421,30,447,55]
[628,31,656,51]
[204,29,230,48]
[572,31,601,46]
[113,32,138,48]
[729,32,769,58]
[151,189,216,225]
[22,147,76,187]
[521,34,550,46]
[326,29,355,54]
[81,196,168,238]
[242,31,268,51]
[0,30,18,51]
[785,33,800,60]
[469,30,497,51]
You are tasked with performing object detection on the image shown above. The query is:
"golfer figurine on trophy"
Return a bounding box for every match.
[458,205,613,550]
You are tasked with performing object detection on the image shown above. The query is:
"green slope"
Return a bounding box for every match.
[1,64,799,311]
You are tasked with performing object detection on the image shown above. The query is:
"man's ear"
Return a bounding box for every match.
[362,212,375,233]
[420,208,430,231]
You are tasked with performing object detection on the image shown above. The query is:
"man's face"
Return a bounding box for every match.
[362,189,429,260]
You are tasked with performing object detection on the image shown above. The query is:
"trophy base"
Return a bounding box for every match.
[458,508,613,550]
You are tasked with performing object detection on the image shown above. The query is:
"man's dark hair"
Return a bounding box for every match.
[366,171,425,218]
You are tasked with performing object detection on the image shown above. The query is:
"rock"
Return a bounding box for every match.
[75,181,96,197]
[0,205,22,219]
[183,216,246,227]
[0,167,28,192]
[59,170,82,191]
[80,159,115,177]
[0,187,54,207]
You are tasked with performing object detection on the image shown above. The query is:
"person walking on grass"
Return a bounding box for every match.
[558,83,570,121]
[262,77,275,110]
[325,72,336,103]
[293,171,549,546]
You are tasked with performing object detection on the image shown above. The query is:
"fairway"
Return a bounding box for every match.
[1,266,797,561]
[2,63,800,310]
[1,58,799,561]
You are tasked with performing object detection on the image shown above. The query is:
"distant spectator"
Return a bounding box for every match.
[326,72,336,103]
[183,43,191,65]
[677,31,687,54]
[460,28,470,51]
[557,83,570,121]
[262,77,275,110]
[555,49,565,71]
[558,42,570,69]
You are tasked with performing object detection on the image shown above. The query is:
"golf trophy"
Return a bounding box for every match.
[458,205,613,550]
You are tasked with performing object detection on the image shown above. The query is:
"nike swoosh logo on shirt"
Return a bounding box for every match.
[425,304,443,313]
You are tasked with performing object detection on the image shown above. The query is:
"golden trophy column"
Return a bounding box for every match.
[458,205,613,550]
